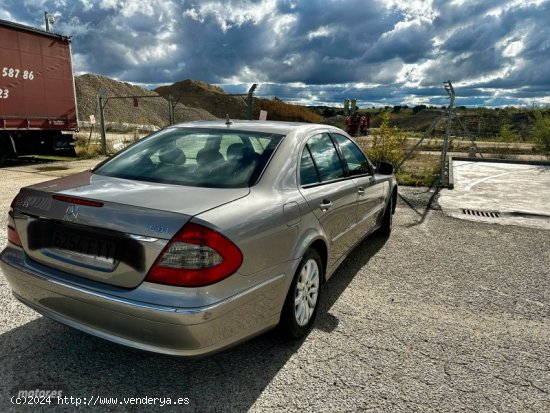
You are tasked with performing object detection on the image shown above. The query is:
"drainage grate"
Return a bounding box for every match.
[462,209,500,218]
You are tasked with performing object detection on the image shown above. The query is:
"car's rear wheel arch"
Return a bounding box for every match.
[279,247,323,338]
[309,239,328,283]
[391,185,398,214]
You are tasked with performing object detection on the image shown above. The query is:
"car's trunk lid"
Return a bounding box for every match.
[12,171,249,288]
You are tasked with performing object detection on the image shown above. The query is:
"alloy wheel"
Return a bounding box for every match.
[294,258,320,326]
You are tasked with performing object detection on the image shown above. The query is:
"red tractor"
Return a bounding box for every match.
[344,99,369,136]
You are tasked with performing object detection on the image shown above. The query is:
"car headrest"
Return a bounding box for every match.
[158,146,186,165]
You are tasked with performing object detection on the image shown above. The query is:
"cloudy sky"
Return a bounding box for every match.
[2,0,549,107]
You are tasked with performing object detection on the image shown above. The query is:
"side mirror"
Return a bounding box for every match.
[377,161,394,175]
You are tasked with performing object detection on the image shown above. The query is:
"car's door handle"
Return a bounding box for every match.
[357,187,365,196]
[319,199,332,211]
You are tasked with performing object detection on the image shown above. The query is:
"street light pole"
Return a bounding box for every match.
[44,12,55,32]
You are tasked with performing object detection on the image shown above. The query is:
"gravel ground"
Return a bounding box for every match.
[0,162,548,412]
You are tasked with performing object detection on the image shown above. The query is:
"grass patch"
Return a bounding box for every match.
[396,154,441,186]
[75,135,105,159]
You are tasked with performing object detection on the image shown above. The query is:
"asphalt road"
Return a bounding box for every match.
[0,160,549,412]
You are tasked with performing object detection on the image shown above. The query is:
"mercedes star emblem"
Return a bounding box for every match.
[64,204,79,222]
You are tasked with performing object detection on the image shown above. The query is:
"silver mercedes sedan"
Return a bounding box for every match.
[1,120,397,356]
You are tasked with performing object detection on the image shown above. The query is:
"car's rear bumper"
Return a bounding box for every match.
[1,247,290,356]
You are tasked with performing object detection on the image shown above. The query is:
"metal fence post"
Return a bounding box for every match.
[168,94,174,125]
[247,84,257,120]
[97,95,107,155]
[439,81,456,186]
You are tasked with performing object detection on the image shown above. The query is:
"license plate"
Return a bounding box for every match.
[52,230,117,265]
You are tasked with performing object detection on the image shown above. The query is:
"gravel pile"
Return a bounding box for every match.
[155,79,249,119]
[75,74,217,128]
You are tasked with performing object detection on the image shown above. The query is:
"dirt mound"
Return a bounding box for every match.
[155,80,323,123]
[75,74,216,128]
[157,79,226,95]
[155,79,248,119]
[77,74,322,125]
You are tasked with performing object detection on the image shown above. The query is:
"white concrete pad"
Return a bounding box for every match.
[439,160,550,229]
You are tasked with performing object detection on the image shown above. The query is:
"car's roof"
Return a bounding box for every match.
[172,120,330,135]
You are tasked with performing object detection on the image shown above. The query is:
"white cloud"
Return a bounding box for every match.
[307,25,336,40]
[99,0,118,10]
[99,0,160,17]
[383,0,437,20]
[271,13,296,36]
[282,53,301,66]
[78,0,94,11]
[499,34,526,58]
[183,1,277,33]
[0,9,14,20]
[221,65,269,83]
[127,44,178,63]
[58,16,91,36]
[72,53,90,75]
[3,0,549,106]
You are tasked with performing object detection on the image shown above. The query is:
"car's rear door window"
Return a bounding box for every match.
[301,133,345,184]
[300,147,320,185]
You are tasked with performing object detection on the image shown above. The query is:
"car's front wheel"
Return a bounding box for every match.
[280,248,323,338]
[377,194,393,236]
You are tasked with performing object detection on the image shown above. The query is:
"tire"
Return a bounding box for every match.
[0,139,7,167]
[377,193,393,236]
[280,248,323,338]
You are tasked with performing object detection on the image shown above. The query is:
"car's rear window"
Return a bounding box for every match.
[94,128,284,188]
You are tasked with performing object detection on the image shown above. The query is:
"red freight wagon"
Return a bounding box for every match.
[0,18,78,165]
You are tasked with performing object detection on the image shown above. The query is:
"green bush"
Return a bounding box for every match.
[367,111,406,166]
[499,124,519,143]
[532,111,550,155]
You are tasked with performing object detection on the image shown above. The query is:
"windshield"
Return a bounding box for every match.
[94,128,284,188]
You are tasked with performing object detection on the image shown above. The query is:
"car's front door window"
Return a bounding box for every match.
[331,133,371,176]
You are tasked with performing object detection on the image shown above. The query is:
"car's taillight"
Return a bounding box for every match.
[7,199,23,247]
[145,222,243,287]
[7,225,22,247]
